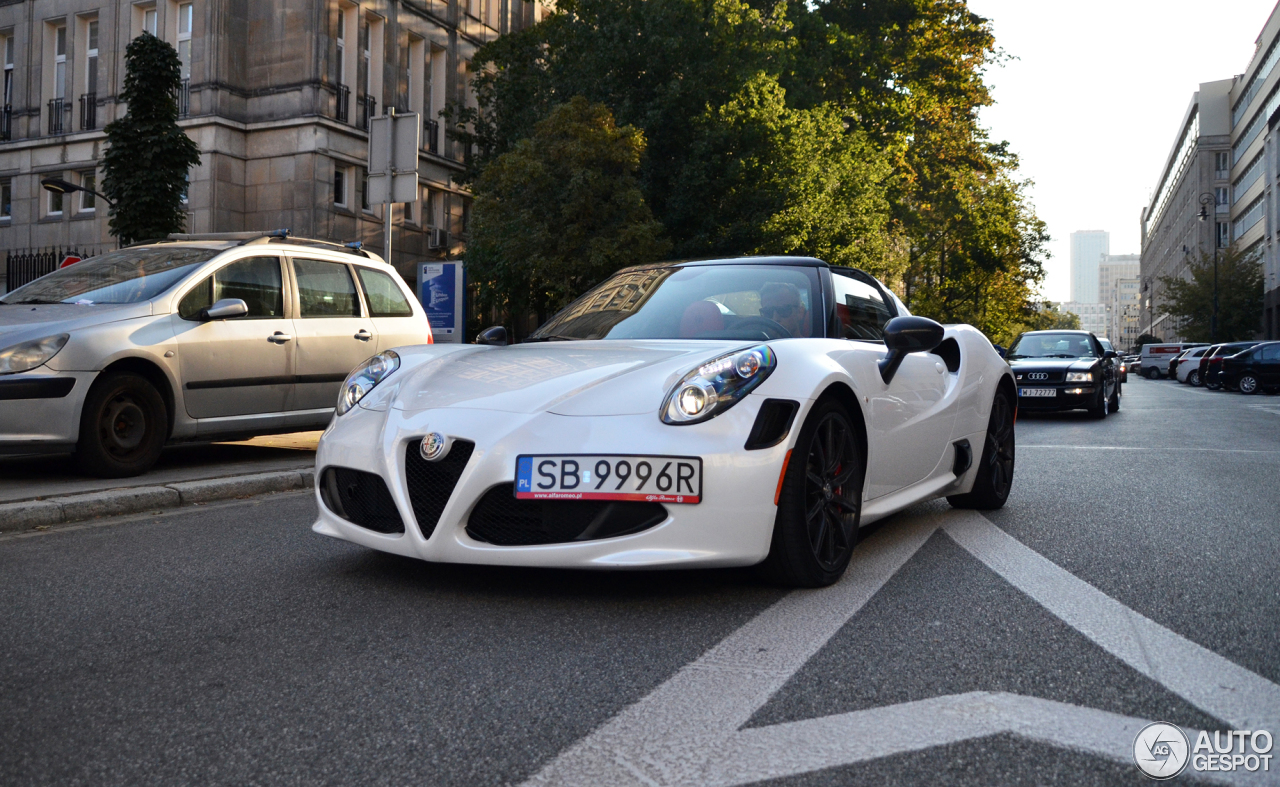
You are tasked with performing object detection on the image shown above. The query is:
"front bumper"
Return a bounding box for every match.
[0,369,96,453]
[312,394,793,569]
[1015,386,1096,411]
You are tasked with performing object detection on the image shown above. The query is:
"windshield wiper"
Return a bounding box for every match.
[523,334,579,343]
[5,298,69,305]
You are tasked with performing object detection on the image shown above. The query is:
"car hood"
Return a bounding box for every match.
[390,340,753,415]
[0,302,154,346]
[1008,357,1099,371]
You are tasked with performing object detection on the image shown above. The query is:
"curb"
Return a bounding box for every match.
[0,468,315,533]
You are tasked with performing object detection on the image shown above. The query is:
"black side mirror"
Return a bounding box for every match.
[992,344,1007,359]
[1104,350,1118,359]
[879,316,945,384]
[476,325,508,346]
[199,298,248,321]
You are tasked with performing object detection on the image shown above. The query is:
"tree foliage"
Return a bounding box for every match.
[102,34,201,245]
[1134,332,1162,348]
[466,98,668,335]
[459,0,1049,338]
[1157,247,1263,342]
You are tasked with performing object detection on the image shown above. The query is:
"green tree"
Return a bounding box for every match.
[1134,332,1162,348]
[466,98,669,337]
[1157,247,1263,342]
[102,34,201,245]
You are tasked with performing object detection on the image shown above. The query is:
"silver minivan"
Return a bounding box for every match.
[0,232,432,477]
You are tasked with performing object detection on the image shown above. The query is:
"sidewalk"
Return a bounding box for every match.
[0,432,322,532]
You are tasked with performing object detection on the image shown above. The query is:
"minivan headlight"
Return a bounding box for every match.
[662,345,775,425]
[0,334,70,374]
[337,350,400,415]
[1065,371,1093,382]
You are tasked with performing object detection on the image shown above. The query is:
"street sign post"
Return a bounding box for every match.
[417,261,466,343]
[367,108,420,263]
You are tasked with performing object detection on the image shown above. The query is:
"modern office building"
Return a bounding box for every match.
[1069,230,1109,303]
[1099,254,1139,346]
[1059,300,1109,338]
[1227,2,1280,340]
[0,0,551,293]
[1139,79,1233,342]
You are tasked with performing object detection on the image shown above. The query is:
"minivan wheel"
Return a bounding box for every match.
[76,372,168,478]
[1145,367,1159,380]
[1239,374,1260,395]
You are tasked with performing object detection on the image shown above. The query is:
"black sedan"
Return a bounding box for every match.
[1221,341,1280,394]
[1007,330,1121,418]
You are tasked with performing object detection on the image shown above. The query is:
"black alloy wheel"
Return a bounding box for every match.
[948,389,1015,510]
[1088,386,1109,419]
[1239,374,1261,395]
[76,372,168,478]
[761,399,864,588]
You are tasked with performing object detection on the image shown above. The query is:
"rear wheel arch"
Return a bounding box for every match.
[97,357,177,439]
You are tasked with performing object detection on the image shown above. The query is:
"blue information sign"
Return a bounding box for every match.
[417,261,466,343]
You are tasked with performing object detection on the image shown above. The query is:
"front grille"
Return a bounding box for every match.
[466,484,668,546]
[1016,370,1064,382]
[404,439,475,540]
[319,466,404,534]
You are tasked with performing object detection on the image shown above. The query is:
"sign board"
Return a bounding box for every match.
[368,112,421,204]
[59,255,81,269]
[417,261,466,343]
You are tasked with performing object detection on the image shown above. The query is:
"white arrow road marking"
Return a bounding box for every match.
[520,510,1280,787]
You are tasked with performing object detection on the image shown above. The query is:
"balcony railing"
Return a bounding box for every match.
[177,79,190,118]
[336,84,350,123]
[0,105,10,141]
[47,98,69,135]
[79,93,97,130]
[358,94,376,131]
[424,117,439,154]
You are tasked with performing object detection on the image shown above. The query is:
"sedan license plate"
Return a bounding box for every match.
[516,454,702,504]
[1019,387,1057,398]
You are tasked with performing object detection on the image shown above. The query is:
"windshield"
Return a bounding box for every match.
[528,264,824,341]
[1007,332,1099,359]
[0,247,219,305]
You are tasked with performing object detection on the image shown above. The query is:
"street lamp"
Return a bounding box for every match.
[40,176,115,208]
[1197,192,1219,343]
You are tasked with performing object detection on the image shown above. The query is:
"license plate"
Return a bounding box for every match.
[1019,387,1057,398]
[515,454,702,504]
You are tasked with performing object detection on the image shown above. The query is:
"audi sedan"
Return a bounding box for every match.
[1006,330,1120,418]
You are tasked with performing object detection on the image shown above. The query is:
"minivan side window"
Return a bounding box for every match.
[295,259,360,318]
[1264,344,1280,360]
[178,256,284,320]
[356,267,414,317]
[831,270,892,341]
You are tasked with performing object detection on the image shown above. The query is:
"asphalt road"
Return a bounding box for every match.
[2,378,1278,786]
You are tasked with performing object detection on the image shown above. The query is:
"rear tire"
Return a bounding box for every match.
[1145,367,1159,380]
[759,400,864,588]
[948,388,1015,510]
[76,372,168,478]
[1189,370,1201,387]
[1239,374,1260,395]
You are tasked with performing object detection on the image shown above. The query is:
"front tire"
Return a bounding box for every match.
[1146,367,1160,380]
[1239,374,1261,395]
[76,372,168,478]
[1088,388,1109,419]
[760,400,864,588]
[948,389,1015,510]
[1109,385,1120,411]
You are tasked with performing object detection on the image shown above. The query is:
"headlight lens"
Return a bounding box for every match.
[0,334,70,375]
[662,345,776,425]
[1065,371,1093,382]
[336,350,400,415]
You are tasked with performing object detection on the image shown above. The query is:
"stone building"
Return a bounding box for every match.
[1059,301,1109,339]
[0,0,550,291]
[1098,253,1138,347]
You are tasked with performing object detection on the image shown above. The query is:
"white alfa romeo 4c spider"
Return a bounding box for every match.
[312,256,1016,587]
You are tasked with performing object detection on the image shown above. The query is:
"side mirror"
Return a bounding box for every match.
[992,344,1007,359]
[475,325,508,346]
[1104,350,1118,359]
[879,316,945,384]
[200,298,249,321]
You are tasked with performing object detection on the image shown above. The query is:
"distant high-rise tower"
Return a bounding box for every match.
[1070,231,1110,303]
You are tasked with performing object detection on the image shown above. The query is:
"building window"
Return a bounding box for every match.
[360,167,370,212]
[78,170,96,211]
[333,164,347,208]
[1216,222,1229,248]
[3,35,13,108]
[360,18,370,94]
[336,9,345,82]
[0,179,11,218]
[422,185,435,228]
[48,184,63,217]
[54,25,67,101]
[1215,187,1228,208]
[144,7,157,36]
[1216,151,1230,177]
[177,3,192,79]
[86,20,98,93]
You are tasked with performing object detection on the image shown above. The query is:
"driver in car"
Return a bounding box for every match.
[759,282,810,338]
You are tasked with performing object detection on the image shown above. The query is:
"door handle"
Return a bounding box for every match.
[269,332,293,343]
[355,329,373,341]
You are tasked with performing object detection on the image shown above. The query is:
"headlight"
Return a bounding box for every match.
[0,334,70,375]
[336,350,400,415]
[662,345,775,424]
[1065,371,1094,382]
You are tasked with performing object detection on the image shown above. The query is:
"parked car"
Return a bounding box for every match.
[1100,339,1126,382]
[1168,349,1190,380]
[1220,341,1280,394]
[1124,354,1141,376]
[0,231,432,477]
[1006,330,1120,417]
[1198,342,1262,390]
[313,256,1016,588]
[1176,346,1214,385]
[1140,342,1207,379]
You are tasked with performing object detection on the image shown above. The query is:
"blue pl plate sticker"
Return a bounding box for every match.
[516,457,533,493]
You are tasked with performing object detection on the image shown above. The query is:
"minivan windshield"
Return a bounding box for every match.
[0,247,219,305]
[528,264,824,341]
[1007,332,1099,359]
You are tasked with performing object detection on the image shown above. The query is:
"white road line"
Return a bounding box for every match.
[1019,445,1280,454]
[520,511,1280,786]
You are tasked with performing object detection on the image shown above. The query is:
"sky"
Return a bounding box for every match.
[966,0,1278,302]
